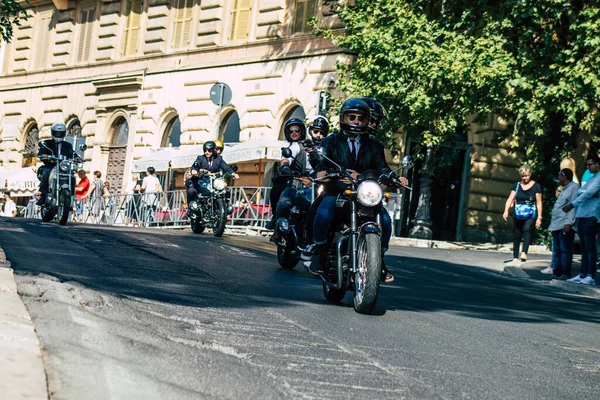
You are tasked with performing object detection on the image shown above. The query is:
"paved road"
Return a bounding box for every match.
[0,217,599,399]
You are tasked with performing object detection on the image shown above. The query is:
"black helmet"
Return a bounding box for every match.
[283,118,306,142]
[309,115,330,137]
[51,122,67,143]
[339,98,370,135]
[360,97,386,134]
[203,141,216,154]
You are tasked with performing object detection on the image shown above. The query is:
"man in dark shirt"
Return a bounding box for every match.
[37,122,76,205]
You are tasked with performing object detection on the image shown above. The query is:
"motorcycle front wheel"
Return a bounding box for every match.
[190,218,205,234]
[277,244,298,270]
[211,198,227,237]
[57,191,71,225]
[353,232,381,314]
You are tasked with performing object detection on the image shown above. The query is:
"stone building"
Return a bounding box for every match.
[0,0,347,192]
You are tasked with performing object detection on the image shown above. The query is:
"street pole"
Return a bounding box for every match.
[216,83,224,138]
[409,145,434,240]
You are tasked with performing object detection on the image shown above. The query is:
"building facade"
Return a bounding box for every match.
[0,0,347,192]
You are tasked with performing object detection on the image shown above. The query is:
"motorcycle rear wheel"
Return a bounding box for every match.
[277,244,298,270]
[57,191,71,225]
[190,218,205,234]
[41,206,56,222]
[212,199,227,237]
[353,232,381,314]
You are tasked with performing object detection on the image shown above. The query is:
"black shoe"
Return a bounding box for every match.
[265,217,276,230]
[269,230,283,245]
[36,195,46,206]
[308,246,325,276]
[381,259,394,283]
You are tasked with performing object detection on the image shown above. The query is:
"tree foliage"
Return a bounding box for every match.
[318,0,600,159]
[1,0,27,43]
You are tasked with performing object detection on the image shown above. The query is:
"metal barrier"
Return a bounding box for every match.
[20,187,273,229]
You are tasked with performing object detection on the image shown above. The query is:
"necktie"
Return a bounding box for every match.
[208,159,212,169]
[57,143,62,156]
[350,139,356,161]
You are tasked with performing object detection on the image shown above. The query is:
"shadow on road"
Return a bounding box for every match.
[1,218,599,324]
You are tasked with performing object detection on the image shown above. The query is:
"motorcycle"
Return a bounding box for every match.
[188,170,233,237]
[39,147,85,225]
[314,149,413,314]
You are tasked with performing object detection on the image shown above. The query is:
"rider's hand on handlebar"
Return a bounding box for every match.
[299,177,311,187]
[280,159,290,166]
[233,173,240,179]
[398,176,409,186]
[341,169,358,185]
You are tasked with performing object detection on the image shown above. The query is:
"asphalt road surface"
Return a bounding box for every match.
[0,217,599,399]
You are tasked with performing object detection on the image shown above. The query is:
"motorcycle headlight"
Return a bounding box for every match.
[213,178,226,190]
[59,160,70,172]
[189,201,199,211]
[356,181,383,207]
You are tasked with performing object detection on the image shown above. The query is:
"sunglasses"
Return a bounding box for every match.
[586,162,597,167]
[346,114,366,122]
[289,129,301,134]
[311,129,323,134]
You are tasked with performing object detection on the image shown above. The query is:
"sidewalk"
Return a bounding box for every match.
[0,246,47,399]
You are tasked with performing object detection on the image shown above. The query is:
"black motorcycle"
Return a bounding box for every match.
[315,149,413,314]
[188,171,233,237]
[39,152,84,225]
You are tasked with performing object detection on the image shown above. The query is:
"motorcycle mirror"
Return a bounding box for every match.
[281,147,293,158]
[79,144,88,151]
[315,146,324,155]
[402,155,413,167]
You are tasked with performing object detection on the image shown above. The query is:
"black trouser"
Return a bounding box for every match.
[577,217,598,277]
[513,217,535,258]
[275,186,297,220]
[269,181,287,212]
[186,180,210,203]
[304,193,324,244]
[38,166,52,194]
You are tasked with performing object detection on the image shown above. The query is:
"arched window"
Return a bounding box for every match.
[22,123,39,167]
[162,116,181,147]
[279,106,306,140]
[221,110,240,143]
[110,117,129,146]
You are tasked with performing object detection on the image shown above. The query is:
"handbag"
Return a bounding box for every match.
[514,184,536,220]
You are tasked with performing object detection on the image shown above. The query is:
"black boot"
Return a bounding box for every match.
[309,245,326,276]
[36,194,46,206]
[265,216,276,230]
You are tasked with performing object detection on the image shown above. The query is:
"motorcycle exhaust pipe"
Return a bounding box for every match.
[336,236,348,289]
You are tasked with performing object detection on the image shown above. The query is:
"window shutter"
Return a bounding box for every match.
[122,0,143,56]
[230,0,252,42]
[172,0,194,49]
[77,8,95,63]
[34,11,53,69]
[293,0,317,34]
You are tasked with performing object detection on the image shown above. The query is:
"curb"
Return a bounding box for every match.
[389,237,550,254]
[502,266,530,279]
[0,246,48,400]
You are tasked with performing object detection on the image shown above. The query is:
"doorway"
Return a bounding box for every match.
[106,117,129,193]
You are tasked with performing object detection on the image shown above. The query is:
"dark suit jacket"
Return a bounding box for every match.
[37,140,76,167]
[316,132,392,193]
[191,155,234,175]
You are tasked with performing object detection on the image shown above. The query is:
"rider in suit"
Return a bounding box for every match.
[306,98,396,281]
[37,122,76,205]
[186,141,239,203]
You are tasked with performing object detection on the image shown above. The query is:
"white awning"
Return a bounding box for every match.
[133,140,287,172]
[0,167,40,197]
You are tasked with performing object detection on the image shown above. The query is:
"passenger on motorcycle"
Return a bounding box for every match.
[37,122,76,206]
[213,139,224,156]
[266,117,310,231]
[306,98,398,282]
[186,141,239,203]
[360,97,386,136]
[269,118,314,243]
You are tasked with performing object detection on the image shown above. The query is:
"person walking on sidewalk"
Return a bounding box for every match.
[503,164,543,263]
[542,168,578,279]
[562,154,600,285]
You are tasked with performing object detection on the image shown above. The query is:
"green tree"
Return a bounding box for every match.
[1,0,27,43]
[318,0,600,159]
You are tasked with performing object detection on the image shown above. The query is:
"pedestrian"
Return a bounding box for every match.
[26,192,41,218]
[88,171,105,218]
[2,192,17,217]
[125,173,140,225]
[74,169,90,222]
[502,164,543,262]
[141,167,163,224]
[541,169,578,279]
[562,154,600,285]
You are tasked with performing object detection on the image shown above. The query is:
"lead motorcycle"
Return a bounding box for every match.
[39,146,86,225]
[188,170,233,237]
[315,149,413,314]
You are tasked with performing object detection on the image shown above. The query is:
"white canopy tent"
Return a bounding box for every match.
[132,140,287,172]
[0,167,40,197]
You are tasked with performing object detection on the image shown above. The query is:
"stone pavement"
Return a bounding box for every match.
[0,247,47,400]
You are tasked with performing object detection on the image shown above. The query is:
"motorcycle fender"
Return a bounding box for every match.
[358,222,380,236]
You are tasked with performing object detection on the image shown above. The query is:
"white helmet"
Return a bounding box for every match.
[51,122,67,143]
